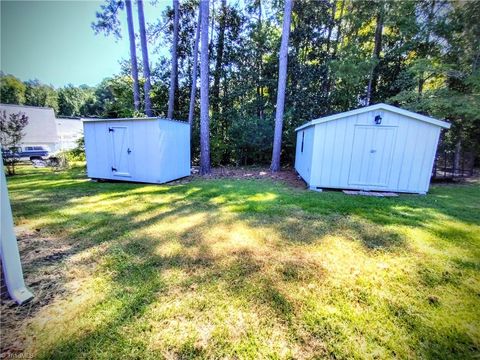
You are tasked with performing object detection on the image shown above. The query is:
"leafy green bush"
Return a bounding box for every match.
[65,136,85,161]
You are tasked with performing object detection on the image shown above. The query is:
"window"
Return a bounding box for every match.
[25,147,33,151]
[301,131,305,153]
[33,146,43,150]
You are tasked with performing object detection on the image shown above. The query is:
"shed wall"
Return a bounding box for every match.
[157,120,191,183]
[84,121,112,180]
[309,109,441,193]
[84,119,190,184]
[294,126,315,184]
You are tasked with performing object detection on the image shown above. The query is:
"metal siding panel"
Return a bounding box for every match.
[395,119,415,190]
[393,118,436,193]
[83,123,95,178]
[294,131,303,177]
[297,129,305,180]
[157,120,191,183]
[404,122,424,191]
[321,121,336,186]
[83,119,189,184]
[95,122,111,179]
[314,123,328,186]
[413,124,438,193]
[294,127,314,184]
[422,127,441,192]
[302,109,443,193]
[409,122,430,191]
[129,120,157,182]
[334,117,348,186]
[390,116,408,190]
[338,116,356,187]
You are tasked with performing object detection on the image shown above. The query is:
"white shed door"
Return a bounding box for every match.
[109,126,131,177]
[348,125,397,187]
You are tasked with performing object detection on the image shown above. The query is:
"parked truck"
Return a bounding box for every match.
[1,146,49,161]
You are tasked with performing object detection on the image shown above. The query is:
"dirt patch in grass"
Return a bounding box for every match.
[0,227,73,358]
[171,166,307,189]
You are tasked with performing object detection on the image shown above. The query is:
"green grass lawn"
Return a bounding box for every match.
[4,164,480,359]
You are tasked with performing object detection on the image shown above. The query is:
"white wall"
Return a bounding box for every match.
[84,118,190,184]
[157,120,191,183]
[308,109,441,194]
[84,121,112,180]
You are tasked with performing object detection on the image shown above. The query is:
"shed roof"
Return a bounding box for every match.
[82,117,188,125]
[295,103,451,131]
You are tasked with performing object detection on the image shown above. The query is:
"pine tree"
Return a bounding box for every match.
[168,0,180,119]
[137,0,153,116]
[271,0,293,172]
[200,0,211,174]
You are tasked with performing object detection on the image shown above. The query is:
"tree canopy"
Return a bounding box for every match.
[1,0,478,166]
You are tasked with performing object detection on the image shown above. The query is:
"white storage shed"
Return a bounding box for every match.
[83,117,190,184]
[295,103,450,194]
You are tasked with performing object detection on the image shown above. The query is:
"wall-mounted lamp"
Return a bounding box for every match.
[374,115,382,125]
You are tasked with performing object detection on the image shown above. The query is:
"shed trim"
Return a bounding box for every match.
[81,117,188,125]
[295,103,451,131]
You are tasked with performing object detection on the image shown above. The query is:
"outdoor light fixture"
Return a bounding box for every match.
[374,115,382,124]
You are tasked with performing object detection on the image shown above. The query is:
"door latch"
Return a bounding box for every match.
[127,148,132,154]
[109,127,114,132]
[111,167,117,172]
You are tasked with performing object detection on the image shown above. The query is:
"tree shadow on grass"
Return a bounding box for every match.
[36,211,478,359]
[5,171,479,358]
[10,175,415,256]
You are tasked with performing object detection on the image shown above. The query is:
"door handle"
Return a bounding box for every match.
[127,148,132,154]
[111,167,117,172]
[370,149,377,153]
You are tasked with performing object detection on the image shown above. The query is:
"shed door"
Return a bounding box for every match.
[348,125,397,187]
[108,126,131,177]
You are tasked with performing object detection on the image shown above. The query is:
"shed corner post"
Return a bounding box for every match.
[1,157,34,305]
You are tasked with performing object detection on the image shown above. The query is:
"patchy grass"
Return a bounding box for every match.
[2,164,480,359]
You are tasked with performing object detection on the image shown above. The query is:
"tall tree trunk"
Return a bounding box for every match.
[212,0,226,115]
[168,0,180,119]
[418,0,435,97]
[326,0,345,111]
[325,0,337,57]
[256,0,264,120]
[210,0,215,49]
[200,0,211,175]
[188,6,202,126]
[137,0,153,116]
[271,0,293,172]
[323,0,337,107]
[366,4,384,106]
[125,0,140,112]
[454,139,462,175]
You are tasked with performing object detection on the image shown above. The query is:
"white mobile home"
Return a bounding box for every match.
[295,104,450,194]
[83,117,190,184]
[0,104,83,152]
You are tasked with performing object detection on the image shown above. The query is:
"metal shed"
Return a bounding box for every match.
[83,117,190,184]
[295,103,451,194]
